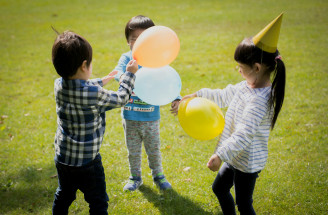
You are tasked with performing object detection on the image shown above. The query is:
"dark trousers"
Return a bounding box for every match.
[212,163,260,215]
[52,154,109,215]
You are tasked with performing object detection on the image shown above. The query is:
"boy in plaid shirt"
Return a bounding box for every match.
[51,30,138,214]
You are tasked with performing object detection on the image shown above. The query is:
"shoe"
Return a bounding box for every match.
[123,175,143,191]
[153,173,172,190]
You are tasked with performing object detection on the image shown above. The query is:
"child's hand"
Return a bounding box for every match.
[102,70,119,86]
[126,60,138,74]
[108,70,118,79]
[170,99,180,116]
[207,154,222,172]
[171,93,197,116]
[180,93,197,102]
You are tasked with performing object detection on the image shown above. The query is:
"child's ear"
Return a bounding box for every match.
[254,63,262,73]
[81,60,88,72]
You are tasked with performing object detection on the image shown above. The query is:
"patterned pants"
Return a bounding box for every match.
[123,119,163,178]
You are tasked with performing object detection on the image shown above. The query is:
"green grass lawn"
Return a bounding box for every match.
[1,0,327,214]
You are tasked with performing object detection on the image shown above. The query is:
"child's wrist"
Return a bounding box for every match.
[102,76,110,85]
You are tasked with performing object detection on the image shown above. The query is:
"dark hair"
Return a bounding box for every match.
[125,15,155,41]
[52,31,92,79]
[234,37,286,130]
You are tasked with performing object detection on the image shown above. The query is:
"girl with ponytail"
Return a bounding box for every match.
[178,14,285,214]
[234,37,286,130]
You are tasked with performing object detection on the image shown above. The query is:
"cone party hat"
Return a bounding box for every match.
[252,13,284,53]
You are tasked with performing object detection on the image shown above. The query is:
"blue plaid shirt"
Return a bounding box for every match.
[54,72,135,166]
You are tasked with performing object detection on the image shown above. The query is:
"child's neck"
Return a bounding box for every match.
[247,76,271,89]
[68,68,88,81]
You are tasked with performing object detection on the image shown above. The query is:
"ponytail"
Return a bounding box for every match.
[234,38,286,130]
[270,57,286,129]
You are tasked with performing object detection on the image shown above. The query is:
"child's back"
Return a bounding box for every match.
[51,30,138,214]
[54,75,134,166]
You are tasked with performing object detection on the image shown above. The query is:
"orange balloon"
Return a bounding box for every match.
[132,26,180,68]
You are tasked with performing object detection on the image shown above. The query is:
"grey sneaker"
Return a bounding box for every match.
[123,175,143,191]
[153,173,172,190]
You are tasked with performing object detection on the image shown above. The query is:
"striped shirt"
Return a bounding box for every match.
[54,72,135,166]
[197,81,273,173]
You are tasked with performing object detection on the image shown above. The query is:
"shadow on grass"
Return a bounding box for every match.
[0,164,57,214]
[139,185,219,215]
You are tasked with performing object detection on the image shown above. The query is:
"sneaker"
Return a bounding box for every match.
[123,175,143,191]
[153,173,172,190]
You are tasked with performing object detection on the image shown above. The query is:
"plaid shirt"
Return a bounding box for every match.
[54,72,135,166]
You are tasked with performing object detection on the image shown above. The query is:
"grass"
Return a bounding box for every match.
[0,0,327,214]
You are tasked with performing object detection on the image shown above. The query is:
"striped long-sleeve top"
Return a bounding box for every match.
[197,81,273,173]
[54,72,135,166]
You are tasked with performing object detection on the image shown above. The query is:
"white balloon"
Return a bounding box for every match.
[133,66,182,106]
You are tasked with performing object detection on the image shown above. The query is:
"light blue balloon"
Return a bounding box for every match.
[133,66,182,106]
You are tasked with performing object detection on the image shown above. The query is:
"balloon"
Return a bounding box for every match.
[132,26,180,68]
[178,97,225,140]
[133,66,182,106]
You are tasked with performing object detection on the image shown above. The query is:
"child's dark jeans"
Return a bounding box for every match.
[52,154,109,215]
[212,162,260,215]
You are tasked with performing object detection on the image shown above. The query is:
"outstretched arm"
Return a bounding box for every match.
[97,60,139,111]
[102,70,119,86]
[170,93,197,115]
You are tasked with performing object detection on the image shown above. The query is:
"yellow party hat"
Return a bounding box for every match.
[252,13,284,53]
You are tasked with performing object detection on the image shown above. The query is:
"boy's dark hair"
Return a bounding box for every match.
[52,31,92,79]
[125,15,155,41]
[234,37,286,130]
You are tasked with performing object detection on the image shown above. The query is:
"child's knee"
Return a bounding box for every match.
[212,182,225,197]
[88,201,108,215]
[236,198,255,214]
[54,187,76,203]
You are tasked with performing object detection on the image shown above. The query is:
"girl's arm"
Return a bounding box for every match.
[180,93,197,102]
[197,82,242,108]
[171,93,197,115]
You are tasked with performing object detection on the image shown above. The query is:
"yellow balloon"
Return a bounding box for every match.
[132,26,180,68]
[178,97,225,140]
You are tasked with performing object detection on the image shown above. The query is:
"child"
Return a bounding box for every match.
[112,15,180,191]
[52,30,138,214]
[179,14,285,214]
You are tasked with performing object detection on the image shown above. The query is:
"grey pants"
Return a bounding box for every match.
[123,119,163,178]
